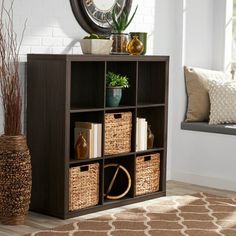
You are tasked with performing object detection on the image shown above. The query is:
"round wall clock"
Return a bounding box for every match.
[70,0,133,35]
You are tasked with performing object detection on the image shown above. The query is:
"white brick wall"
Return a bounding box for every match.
[14,0,156,59]
[0,0,156,134]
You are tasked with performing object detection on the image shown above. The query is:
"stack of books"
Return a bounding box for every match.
[74,122,102,159]
[136,118,148,151]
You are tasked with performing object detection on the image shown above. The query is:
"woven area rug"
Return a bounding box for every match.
[28,192,236,236]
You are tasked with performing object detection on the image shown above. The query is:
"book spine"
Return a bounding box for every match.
[138,118,146,151]
[136,118,139,151]
[97,124,102,157]
[144,120,147,150]
[93,124,98,158]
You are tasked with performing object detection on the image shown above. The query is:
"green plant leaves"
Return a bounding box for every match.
[106,71,130,88]
[124,5,138,31]
[111,5,138,33]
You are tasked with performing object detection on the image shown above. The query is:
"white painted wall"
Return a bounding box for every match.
[14,0,156,58]
[2,0,236,191]
[170,0,236,191]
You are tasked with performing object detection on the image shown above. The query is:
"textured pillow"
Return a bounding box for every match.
[209,80,236,125]
[184,66,232,122]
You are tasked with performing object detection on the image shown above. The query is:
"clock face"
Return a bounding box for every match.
[70,0,132,34]
[83,0,126,28]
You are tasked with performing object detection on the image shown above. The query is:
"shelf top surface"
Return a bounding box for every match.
[27,54,170,62]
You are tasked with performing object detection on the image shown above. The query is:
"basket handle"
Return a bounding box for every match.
[114,113,122,119]
[80,165,89,172]
[144,156,151,161]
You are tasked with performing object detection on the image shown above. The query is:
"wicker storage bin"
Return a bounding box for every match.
[104,112,132,155]
[135,153,160,196]
[69,163,99,211]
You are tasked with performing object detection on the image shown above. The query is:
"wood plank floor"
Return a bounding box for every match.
[1,180,236,236]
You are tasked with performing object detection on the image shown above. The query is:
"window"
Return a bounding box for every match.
[232,0,236,69]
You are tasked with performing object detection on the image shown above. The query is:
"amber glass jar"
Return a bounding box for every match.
[127,36,144,55]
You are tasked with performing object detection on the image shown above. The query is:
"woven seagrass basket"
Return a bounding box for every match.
[0,135,32,225]
[69,163,99,211]
[135,153,160,196]
[104,112,132,155]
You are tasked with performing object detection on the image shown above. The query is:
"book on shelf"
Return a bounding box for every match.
[136,117,147,151]
[74,121,102,158]
[94,123,102,158]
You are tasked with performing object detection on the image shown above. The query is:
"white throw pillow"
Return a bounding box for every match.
[209,80,236,125]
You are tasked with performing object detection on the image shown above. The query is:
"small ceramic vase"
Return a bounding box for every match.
[106,87,122,107]
[130,32,147,55]
[75,133,88,160]
[147,125,154,149]
[127,36,144,55]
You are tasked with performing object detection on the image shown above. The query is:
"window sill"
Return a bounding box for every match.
[181,122,236,136]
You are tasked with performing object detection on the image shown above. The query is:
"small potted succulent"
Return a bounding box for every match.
[107,6,138,54]
[106,71,130,107]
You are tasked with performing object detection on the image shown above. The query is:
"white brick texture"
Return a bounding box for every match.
[12,0,156,57]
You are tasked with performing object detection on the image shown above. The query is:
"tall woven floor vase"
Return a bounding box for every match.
[0,135,32,225]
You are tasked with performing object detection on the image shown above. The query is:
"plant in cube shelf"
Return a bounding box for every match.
[107,5,138,54]
[0,0,31,225]
[106,71,130,107]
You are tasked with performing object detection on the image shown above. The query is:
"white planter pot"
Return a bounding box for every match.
[80,39,113,55]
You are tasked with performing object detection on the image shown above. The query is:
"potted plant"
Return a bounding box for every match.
[106,71,130,107]
[107,5,138,54]
[0,0,31,225]
[80,33,113,55]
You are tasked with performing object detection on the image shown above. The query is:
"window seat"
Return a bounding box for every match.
[181,122,236,136]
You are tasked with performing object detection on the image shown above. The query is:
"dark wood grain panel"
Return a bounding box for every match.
[27,58,67,218]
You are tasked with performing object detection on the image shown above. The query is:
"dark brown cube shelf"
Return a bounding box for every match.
[27,54,169,219]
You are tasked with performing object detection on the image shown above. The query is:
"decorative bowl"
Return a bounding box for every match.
[80,39,113,55]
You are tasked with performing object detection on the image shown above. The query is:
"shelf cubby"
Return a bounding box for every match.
[27,54,169,219]
[104,155,135,202]
[106,61,136,107]
[137,106,165,148]
[105,108,136,154]
[71,61,105,109]
[68,159,104,211]
[138,61,166,105]
[70,111,104,160]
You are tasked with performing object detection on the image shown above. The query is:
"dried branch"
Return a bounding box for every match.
[0,0,26,135]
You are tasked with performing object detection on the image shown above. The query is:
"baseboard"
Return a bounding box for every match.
[171,171,236,192]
